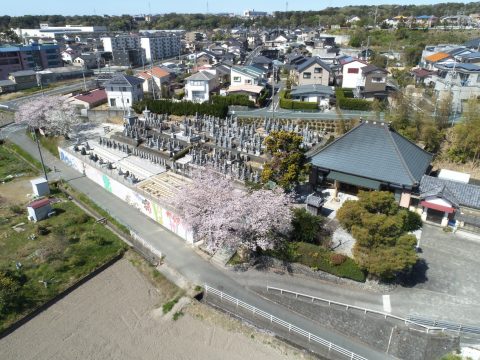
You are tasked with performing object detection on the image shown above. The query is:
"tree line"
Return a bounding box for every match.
[2,2,480,33]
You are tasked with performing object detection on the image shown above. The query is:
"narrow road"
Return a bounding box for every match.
[4,126,391,360]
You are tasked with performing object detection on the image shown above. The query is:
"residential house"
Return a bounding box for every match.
[308,121,433,206]
[251,56,273,71]
[433,62,480,113]
[226,84,264,103]
[230,66,266,86]
[418,173,480,231]
[104,74,144,109]
[69,88,107,109]
[355,64,389,99]
[72,53,101,69]
[410,68,436,86]
[136,66,171,95]
[291,57,332,87]
[8,70,37,90]
[339,57,368,88]
[290,84,334,108]
[184,71,218,103]
[346,16,361,25]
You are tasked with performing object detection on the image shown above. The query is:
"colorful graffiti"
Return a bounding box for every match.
[59,147,194,243]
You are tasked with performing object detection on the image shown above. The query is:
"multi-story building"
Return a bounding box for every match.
[111,49,145,67]
[243,9,268,18]
[104,74,144,110]
[0,43,62,80]
[101,33,181,64]
[184,71,219,103]
[13,24,107,40]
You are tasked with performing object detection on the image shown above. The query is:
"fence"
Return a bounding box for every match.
[407,315,480,336]
[129,230,163,266]
[266,286,446,334]
[204,284,368,360]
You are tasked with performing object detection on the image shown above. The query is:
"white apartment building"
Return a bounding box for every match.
[101,33,181,63]
[13,24,107,39]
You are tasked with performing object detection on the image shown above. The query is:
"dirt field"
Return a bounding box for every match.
[0,258,310,360]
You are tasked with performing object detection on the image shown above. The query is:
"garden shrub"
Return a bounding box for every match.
[330,253,347,266]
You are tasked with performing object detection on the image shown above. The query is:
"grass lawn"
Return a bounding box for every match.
[0,193,127,332]
[0,144,37,179]
[38,135,61,158]
[1,141,49,174]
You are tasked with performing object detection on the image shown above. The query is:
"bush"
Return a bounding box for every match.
[291,208,323,244]
[77,213,91,224]
[335,88,372,111]
[9,204,23,215]
[211,94,255,107]
[330,253,347,266]
[292,101,318,110]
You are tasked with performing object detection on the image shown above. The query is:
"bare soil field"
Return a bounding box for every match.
[0,257,311,360]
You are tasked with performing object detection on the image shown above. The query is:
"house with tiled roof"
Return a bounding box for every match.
[136,66,171,95]
[355,64,390,99]
[424,52,451,70]
[418,173,480,231]
[290,57,332,87]
[184,70,219,103]
[104,74,144,110]
[309,121,433,207]
[70,88,107,109]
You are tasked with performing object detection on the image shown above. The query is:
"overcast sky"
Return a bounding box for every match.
[3,0,472,16]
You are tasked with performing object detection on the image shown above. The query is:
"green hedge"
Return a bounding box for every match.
[211,94,255,107]
[279,90,318,110]
[335,88,372,111]
[134,99,229,118]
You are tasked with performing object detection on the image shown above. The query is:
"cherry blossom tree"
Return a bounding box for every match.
[15,95,80,135]
[173,167,293,253]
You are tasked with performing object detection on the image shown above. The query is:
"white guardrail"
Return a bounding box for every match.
[266,286,446,334]
[204,284,368,360]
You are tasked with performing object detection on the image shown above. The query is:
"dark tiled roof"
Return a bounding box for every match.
[361,64,388,75]
[309,122,432,187]
[296,57,331,73]
[105,74,144,87]
[74,89,107,104]
[420,175,480,209]
[290,84,334,96]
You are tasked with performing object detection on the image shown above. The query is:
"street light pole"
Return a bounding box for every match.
[32,127,48,180]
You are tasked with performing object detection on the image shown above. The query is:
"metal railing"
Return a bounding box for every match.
[204,284,367,360]
[407,315,480,336]
[266,286,445,334]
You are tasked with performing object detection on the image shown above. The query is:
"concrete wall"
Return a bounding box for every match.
[58,147,194,243]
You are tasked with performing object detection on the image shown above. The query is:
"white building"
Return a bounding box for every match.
[184,71,218,103]
[102,33,181,63]
[340,58,368,89]
[230,66,266,86]
[243,9,268,18]
[13,24,107,40]
[104,74,144,109]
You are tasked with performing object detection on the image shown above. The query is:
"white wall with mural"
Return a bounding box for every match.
[59,147,194,243]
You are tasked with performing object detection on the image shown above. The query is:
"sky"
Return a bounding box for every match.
[2,0,472,16]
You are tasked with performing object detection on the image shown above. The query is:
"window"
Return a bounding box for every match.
[314,67,323,74]
[126,98,130,103]
[110,98,116,107]
[122,87,127,91]
[347,68,359,74]
[233,76,241,82]
[371,77,385,83]
[190,80,203,86]
[245,79,252,84]
[303,72,311,79]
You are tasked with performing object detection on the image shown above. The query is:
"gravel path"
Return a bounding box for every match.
[0,258,307,360]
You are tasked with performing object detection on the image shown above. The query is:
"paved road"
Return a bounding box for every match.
[0,80,96,110]
[3,126,390,360]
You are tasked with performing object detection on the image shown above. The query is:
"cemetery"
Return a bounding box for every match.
[59,108,326,244]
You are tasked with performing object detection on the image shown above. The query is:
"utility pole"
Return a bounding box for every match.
[271,66,276,121]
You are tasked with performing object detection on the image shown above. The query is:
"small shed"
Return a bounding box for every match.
[27,198,52,222]
[30,178,50,197]
[306,194,325,216]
